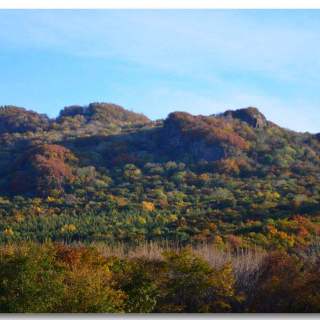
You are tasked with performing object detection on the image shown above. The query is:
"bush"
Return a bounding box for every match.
[248,251,320,312]
[54,244,125,313]
[111,258,162,313]
[156,249,237,312]
[0,243,126,313]
[0,243,64,312]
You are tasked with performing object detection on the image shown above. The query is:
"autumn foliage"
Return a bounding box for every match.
[9,144,76,196]
[0,242,319,313]
[0,104,318,312]
[165,112,250,150]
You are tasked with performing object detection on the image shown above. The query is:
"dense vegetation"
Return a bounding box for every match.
[0,103,318,251]
[0,102,319,313]
[0,241,320,313]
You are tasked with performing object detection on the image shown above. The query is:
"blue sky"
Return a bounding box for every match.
[0,10,319,133]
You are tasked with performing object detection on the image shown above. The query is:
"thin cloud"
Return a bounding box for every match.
[0,10,319,132]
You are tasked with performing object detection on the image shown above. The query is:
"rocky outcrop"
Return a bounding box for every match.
[221,107,268,129]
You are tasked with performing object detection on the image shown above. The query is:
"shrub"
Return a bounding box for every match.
[111,258,162,313]
[0,243,64,312]
[54,244,126,313]
[0,243,126,313]
[156,249,237,312]
[248,251,320,312]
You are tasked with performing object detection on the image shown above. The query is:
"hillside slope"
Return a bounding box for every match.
[0,103,319,248]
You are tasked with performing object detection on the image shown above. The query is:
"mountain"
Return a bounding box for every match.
[0,102,319,247]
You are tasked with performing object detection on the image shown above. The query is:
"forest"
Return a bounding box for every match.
[0,102,319,312]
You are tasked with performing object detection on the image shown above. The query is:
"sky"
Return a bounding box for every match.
[0,10,319,133]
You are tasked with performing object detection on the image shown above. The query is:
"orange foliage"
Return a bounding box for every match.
[10,144,77,196]
[227,235,243,248]
[166,112,250,150]
[142,201,155,212]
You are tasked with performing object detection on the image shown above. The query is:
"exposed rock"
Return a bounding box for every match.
[221,107,268,129]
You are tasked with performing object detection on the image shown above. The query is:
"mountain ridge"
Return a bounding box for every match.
[0,103,316,134]
[0,102,318,196]
[0,102,319,246]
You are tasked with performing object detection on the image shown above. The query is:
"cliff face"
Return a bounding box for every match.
[221,107,268,129]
